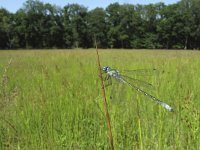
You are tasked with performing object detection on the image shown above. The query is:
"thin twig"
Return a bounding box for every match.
[95,40,114,150]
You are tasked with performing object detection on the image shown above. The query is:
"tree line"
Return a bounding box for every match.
[0,0,199,50]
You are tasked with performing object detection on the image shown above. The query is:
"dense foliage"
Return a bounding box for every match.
[0,0,200,49]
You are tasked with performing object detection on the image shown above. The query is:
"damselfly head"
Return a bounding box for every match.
[102,66,111,73]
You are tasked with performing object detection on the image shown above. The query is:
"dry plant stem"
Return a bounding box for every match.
[95,45,114,150]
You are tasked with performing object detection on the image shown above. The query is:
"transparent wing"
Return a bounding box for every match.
[103,75,112,87]
[102,73,113,87]
[104,76,128,106]
[122,68,159,76]
[120,74,155,91]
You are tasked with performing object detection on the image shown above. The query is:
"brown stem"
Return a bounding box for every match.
[95,41,114,150]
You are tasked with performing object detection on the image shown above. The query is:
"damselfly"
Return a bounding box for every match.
[102,66,173,112]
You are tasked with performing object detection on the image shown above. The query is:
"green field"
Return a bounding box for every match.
[0,50,199,149]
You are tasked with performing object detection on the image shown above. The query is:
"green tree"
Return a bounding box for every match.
[14,10,27,48]
[20,0,65,48]
[0,8,10,49]
[179,0,200,49]
[0,8,17,49]
[106,3,134,48]
[178,0,194,49]
[63,4,89,48]
[87,7,108,48]
[0,0,200,49]
[20,0,46,48]
[42,3,65,48]
[106,3,121,48]
[118,4,135,48]
[140,4,162,48]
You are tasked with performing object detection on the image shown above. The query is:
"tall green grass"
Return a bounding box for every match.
[0,50,199,149]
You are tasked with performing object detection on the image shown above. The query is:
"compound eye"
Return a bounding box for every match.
[106,67,110,71]
[102,66,107,71]
[103,66,110,72]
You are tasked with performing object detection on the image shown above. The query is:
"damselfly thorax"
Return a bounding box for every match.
[103,66,122,81]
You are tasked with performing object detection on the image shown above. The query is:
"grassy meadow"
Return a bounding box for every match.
[0,49,199,149]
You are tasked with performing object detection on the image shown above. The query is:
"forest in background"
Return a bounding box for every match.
[0,0,199,50]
